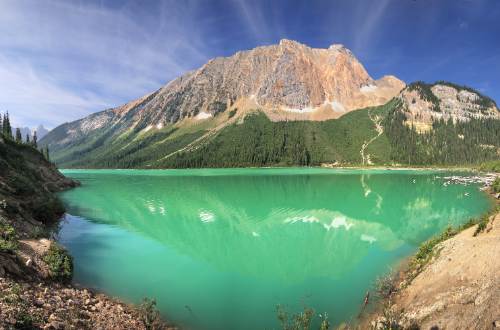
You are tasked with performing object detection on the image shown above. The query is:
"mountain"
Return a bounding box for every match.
[35,125,50,140]
[17,125,50,142]
[40,40,499,168]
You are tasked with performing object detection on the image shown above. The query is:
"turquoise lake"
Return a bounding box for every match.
[56,168,492,329]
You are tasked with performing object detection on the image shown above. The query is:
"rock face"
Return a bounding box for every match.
[399,82,500,132]
[148,39,404,122]
[41,39,404,147]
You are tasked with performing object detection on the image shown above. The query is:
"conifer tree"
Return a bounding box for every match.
[32,130,38,148]
[15,128,22,143]
[45,146,50,161]
[26,133,30,144]
[3,112,12,139]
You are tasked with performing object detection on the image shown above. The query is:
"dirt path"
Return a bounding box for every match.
[360,109,384,165]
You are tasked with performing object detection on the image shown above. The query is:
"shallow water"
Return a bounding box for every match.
[57,168,491,329]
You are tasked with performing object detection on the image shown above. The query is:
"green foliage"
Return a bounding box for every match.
[407,82,441,112]
[478,160,500,173]
[15,128,22,143]
[384,107,500,165]
[473,207,499,236]
[408,226,458,278]
[13,307,37,330]
[209,101,227,115]
[375,270,398,299]
[42,243,73,283]
[42,94,497,169]
[0,219,18,252]
[228,108,238,119]
[32,197,65,224]
[492,177,500,193]
[276,305,318,330]
[139,298,162,330]
[159,102,396,168]
[1,111,13,139]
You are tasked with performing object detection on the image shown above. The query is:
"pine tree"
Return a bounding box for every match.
[3,112,12,139]
[15,128,22,143]
[0,113,3,136]
[26,133,30,144]
[32,130,38,148]
[45,146,50,162]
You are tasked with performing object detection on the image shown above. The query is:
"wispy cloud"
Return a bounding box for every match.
[0,0,211,128]
[352,0,391,54]
[232,0,271,42]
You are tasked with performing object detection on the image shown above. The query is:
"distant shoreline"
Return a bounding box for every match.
[58,165,483,172]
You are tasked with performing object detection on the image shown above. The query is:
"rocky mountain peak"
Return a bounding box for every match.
[41,39,406,147]
[399,81,500,132]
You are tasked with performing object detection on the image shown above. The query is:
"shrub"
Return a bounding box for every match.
[32,197,65,224]
[375,270,398,299]
[139,298,162,330]
[42,243,73,283]
[0,219,18,252]
[492,177,500,193]
[276,305,324,330]
[228,108,238,119]
[478,160,500,173]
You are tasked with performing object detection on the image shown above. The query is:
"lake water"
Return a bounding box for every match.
[57,168,492,329]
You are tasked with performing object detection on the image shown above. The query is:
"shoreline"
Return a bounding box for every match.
[0,137,174,329]
[58,165,485,173]
[361,185,500,329]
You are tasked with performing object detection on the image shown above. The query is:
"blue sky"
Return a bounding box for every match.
[1,0,499,128]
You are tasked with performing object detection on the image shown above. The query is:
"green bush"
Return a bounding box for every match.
[0,219,18,252]
[276,305,329,330]
[139,298,162,330]
[228,108,238,119]
[492,177,500,193]
[478,160,500,173]
[42,243,73,283]
[32,197,65,224]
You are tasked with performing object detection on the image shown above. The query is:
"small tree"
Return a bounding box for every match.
[15,128,22,143]
[26,133,30,144]
[32,130,37,148]
[2,112,12,139]
[44,146,50,161]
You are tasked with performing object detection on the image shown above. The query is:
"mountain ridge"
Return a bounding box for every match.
[40,40,499,168]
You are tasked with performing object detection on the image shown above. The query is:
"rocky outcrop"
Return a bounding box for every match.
[399,82,500,132]
[41,39,404,151]
[0,136,78,237]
